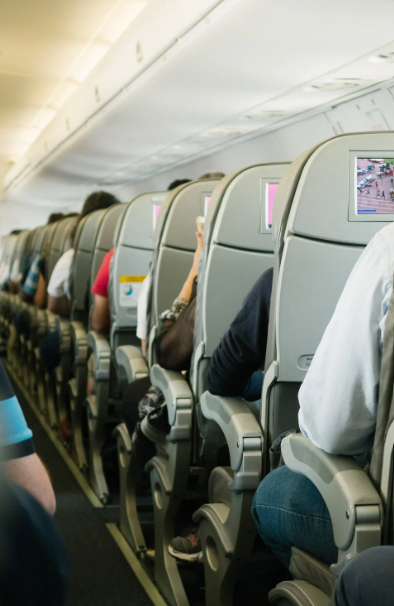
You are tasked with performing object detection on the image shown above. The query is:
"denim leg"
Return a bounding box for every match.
[252,466,337,568]
[335,546,394,606]
[40,331,61,372]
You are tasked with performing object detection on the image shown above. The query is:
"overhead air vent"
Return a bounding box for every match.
[369,52,394,64]
[242,110,285,121]
[303,78,362,92]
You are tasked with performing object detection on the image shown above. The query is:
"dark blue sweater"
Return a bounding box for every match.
[207,267,273,399]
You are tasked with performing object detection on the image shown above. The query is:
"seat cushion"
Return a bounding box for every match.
[289,547,336,597]
[208,466,233,507]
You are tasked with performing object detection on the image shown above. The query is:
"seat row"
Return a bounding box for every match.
[0,133,393,606]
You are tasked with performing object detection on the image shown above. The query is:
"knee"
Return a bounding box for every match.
[336,547,394,606]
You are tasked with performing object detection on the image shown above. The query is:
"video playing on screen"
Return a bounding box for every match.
[266,183,279,229]
[204,195,211,216]
[356,158,394,215]
[152,203,161,229]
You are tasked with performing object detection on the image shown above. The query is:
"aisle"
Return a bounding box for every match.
[13,379,154,606]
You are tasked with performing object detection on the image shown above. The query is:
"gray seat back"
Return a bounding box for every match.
[149,180,221,356]
[47,216,79,281]
[193,164,289,404]
[10,230,30,282]
[110,192,167,350]
[263,132,394,462]
[88,203,126,330]
[71,210,107,324]
[20,228,38,283]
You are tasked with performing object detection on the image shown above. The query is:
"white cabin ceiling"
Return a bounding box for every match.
[2,0,394,208]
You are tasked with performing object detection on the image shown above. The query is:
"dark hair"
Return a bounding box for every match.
[198,172,225,180]
[47,213,65,224]
[80,191,120,218]
[10,229,23,235]
[167,179,192,191]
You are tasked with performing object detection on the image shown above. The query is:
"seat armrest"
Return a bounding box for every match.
[200,391,263,491]
[282,434,383,552]
[86,331,111,381]
[45,310,57,332]
[70,321,88,364]
[55,316,71,353]
[148,324,157,369]
[150,364,193,440]
[116,345,149,383]
[36,309,47,336]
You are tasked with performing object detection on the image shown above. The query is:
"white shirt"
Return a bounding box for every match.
[136,272,152,341]
[299,222,394,456]
[47,249,74,301]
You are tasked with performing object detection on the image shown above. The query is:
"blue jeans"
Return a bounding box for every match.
[252,465,337,568]
[335,546,394,606]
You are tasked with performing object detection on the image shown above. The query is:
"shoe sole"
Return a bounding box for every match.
[167,545,203,562]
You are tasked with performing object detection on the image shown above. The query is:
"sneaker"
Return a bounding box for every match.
[141,405,170,443]
[168,528,203,562]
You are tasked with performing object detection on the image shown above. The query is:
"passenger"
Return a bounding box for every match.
[0,230,23,291]
[169,266,273,561]
[207,267,273,401]
[0,472,67,605]
[90,178,192,338]
[0,359,56,515]
[252,221,394,568]
[334,547,394,606]
[121,228,203,492]
[41,192,119,375]
[47,193,119,318]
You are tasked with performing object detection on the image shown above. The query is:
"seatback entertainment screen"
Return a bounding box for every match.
[356,158,394,215]
[266,183,279,229]
[204,195,211,216]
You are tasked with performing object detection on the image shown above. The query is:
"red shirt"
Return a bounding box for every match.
[91,249,114,298]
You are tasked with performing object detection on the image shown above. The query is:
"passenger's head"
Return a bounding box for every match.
[167,179,192,191]
[198,172,225,180]
[80,191,120,219]
[10,230,22,235]
[46,213,65,224]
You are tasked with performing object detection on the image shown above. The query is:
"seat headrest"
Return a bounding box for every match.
[273,132,394,249]
[159,180,221,251]
[117,192,167,251]
[206,163,290,253]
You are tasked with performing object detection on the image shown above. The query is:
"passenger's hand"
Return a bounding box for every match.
[192,231,204,275]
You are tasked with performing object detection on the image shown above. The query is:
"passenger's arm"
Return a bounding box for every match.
[21,290,34,303]
[298,233,392,456]
[178,231,203,302]
[47,249,73,317]
[207,267,273,399]
[154,231,203,370]
[0,360,56,515]
[8,280,19,294]
[91,294,110,334]
[48,294,71,318]
[34,274,47,309]
[2,454,56,515]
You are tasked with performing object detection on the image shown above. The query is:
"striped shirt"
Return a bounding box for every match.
[0,361,34,460]
[23,254,40,297]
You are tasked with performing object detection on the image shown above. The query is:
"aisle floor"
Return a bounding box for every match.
[15,380,154,606]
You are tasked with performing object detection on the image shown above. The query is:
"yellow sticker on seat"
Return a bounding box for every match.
[119,275,146,283]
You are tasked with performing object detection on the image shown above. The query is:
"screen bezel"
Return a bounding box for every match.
[200,192,212,217]
[349,151,394,222]
[260,178,280,233]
